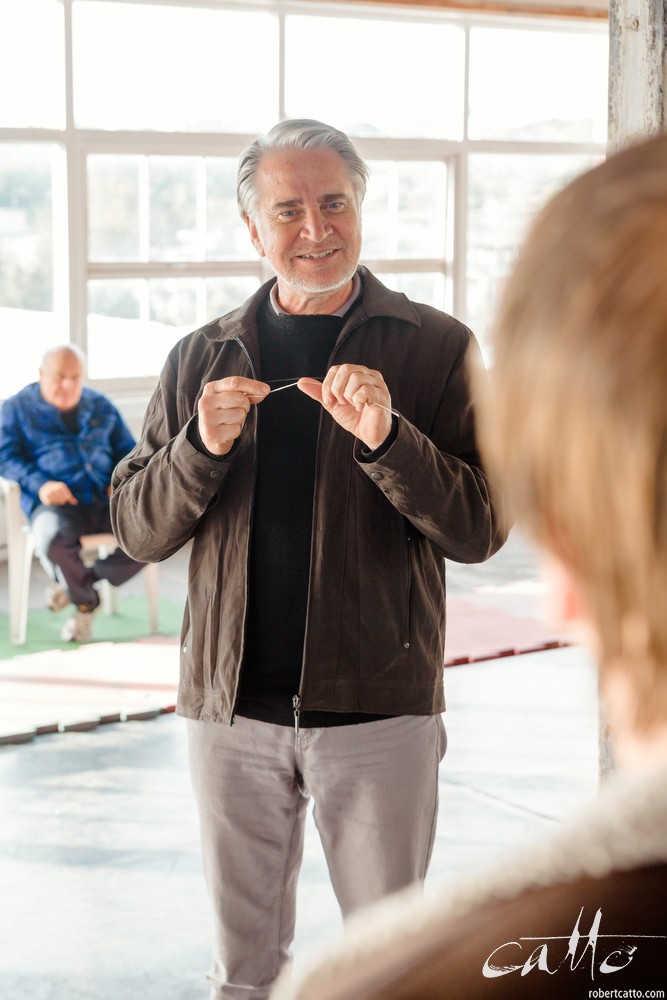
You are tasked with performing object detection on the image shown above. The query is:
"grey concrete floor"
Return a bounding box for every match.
[0,532,601,998]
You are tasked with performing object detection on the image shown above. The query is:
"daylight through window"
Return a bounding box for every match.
[0,0,608,398]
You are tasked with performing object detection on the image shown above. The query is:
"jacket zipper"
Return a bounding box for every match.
[280,309,368,726]
[292,694,301,735]
[292,325,358,724]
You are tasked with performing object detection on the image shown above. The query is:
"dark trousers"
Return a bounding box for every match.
[31,501,144,608]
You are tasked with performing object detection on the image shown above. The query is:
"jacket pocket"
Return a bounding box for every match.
[353,517,414,680]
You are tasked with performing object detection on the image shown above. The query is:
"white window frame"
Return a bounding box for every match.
[0,0,608,406]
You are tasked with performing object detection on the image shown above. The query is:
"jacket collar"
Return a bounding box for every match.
[210,265,422,344]
[347,265,423,329]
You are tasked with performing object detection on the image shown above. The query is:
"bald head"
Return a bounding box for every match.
[39,345,86,412]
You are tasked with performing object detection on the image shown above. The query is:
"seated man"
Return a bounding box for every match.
[270,133,667,997]
[0,344,144,642]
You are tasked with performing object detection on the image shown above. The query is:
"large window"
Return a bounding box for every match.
[72,4,279,132]
[0,143,68,393]
[0,0,608,399]
[284,16,465,139]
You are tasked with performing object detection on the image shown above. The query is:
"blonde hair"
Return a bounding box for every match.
[478,133,667,734]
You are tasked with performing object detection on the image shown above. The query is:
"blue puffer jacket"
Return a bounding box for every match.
[0,382,136,518]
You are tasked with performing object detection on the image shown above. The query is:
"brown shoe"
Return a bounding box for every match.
[60,606,98,643]
[45,582,69,612]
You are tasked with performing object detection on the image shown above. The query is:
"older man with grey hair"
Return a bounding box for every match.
[111,119,507,999]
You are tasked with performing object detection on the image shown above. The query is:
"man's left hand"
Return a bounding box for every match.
[298,365,393,451]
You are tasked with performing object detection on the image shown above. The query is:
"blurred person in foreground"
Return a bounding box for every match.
[0,344,144,642]
[110,119,507,998]
[270,133,667,999]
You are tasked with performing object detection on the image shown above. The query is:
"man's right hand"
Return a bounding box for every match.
[39,481,78,506]
[197,376,270,456]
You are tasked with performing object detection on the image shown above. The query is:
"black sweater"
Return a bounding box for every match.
[236,296,389,727]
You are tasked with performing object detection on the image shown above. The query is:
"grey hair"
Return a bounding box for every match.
[237,119,369,220]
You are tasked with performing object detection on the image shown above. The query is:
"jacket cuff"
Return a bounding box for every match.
[357,415,399,463]
[186,414,237,461]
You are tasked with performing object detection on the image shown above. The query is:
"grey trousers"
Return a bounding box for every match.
[187,713,447,1000]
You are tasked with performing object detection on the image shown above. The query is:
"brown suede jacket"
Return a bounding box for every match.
[110,268,507,724]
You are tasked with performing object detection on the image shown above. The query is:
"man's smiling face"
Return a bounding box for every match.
[245,147,362,315]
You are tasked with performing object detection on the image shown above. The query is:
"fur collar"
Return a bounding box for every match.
[272,758,667,998]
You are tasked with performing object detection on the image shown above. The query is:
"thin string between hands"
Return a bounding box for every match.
[371,401,401,417]
[269,378,323,394]
[269,380,303,393]
[270,380,399,416]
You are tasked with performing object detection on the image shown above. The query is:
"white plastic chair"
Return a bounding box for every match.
[0,476,159,645]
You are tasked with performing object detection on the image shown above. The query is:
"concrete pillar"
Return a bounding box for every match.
[600,0,665,777]
[608,0,666,151]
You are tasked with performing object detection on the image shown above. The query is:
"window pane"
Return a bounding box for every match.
[87,276,261,378]
[0,145,55,312]
[375,273,446,311]
[467,153,602,352]
[87,155,251,263]
[206,277,262,320]
[207,160,251,260]
[149,158,199,262]
[149,279,198,328]
[469,28,608,142]
[0,308,62,400]
[362,162,447,259]
[286,15,464,139]
[0,144,65,398]
[88,156,141,262]
[88,279,183,380]
[88,279,142,323]
[73,2,278,131]
[0,0,64,128]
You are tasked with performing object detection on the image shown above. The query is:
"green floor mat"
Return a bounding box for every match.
[0,596,184,660]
